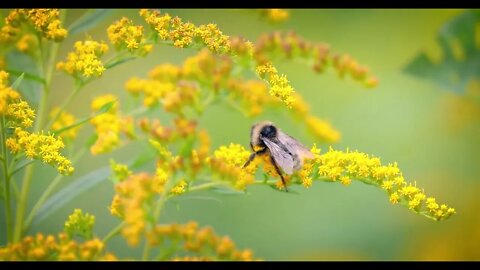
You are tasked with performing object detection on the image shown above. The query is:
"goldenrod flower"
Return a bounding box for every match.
[57,40,109,78]
[263,9,290,23]
[140,9,231,54]
[312,147,455,221]
[107,17,151,55]
[16,34,37,53]
[256,62,295,108]
[0,232,115,261]
[64,209,95,240]
[146,221,256,261]
[0,71,21,114]
[2,9,67,42]
[305,115,341,143]
[7,128,74,175]
[6,100,35,128]
[208,143,257,190]
[110,160,132,182]
[50,107,79,140]
[89,94,121,155]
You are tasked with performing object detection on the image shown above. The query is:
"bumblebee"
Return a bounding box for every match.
[243,121,314,191]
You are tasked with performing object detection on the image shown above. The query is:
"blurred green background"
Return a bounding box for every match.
[2,9,480,260]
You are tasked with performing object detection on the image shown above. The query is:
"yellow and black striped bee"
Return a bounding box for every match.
[243,121,314,191]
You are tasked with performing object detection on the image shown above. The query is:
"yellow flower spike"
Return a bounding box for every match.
[89,95,122,155]
[312,147,455,221]
[57,39,108,78]
[255,62,295,108]
[305,115,341,143]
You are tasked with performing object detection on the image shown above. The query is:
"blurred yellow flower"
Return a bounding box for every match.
[0,232,115,261]
[146,221,256,261]
[107,17,151,56]
[3,9,67,42]
[264,9,290,23]
[50,107,78,140]
[89,94,121,155]
[305,115,341,143]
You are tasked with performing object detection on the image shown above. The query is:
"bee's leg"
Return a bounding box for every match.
[269,155,289,192]
[243,147,267,169]
[242,152,257,169]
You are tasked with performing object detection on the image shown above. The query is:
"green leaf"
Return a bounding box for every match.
[6,69,46,85]
[105,56,137,69]
[32,153,152,226]
[10,72,24,89]
[404,10,480,94]
[52,100,115,136]
[32,166,111,226]
[5,51,42,104]
[68,9,114,36]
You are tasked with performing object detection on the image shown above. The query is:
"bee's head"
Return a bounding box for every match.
[251,121,277,147]
[260,124,277,139]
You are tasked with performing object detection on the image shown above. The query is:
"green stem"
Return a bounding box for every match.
[24,147,86,229]
[142,175,177,261]
[9,160,35,178]
[102,221,125,243]
[188,181,225,192]
[1,117,13,243]
[45,81,82,130]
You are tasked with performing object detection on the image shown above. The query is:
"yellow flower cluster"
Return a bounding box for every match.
[110,160,132,182]
[2,9,67,42]
[56,40,109,78]
[140,9,231,54]
[207,143,258,190]
[0,232,116,261]
[311,147,455,221]
[0,71,74,175]
[7,128,74,175]
[262,9,290,23]
[107,17,152,55]
[256,62,295,108]
[6,100,35,128]
[0,71,21,114]
[146,221,255,261]
[227,79,274,117]
[64,209,95,239]
[50,107,79,140]
[89,94,121,155]
[110,160,189,246]
[16,34,37,54]
[254,31,378,88]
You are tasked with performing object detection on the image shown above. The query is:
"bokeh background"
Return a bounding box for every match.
[2,9,480,260]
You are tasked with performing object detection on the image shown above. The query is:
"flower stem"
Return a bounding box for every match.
[1,116,13,243]
[102,221,125,243]
[24,147,86,229]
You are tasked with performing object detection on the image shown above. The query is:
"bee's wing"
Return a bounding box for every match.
[262,137,295,175]
[277,131,314,161]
